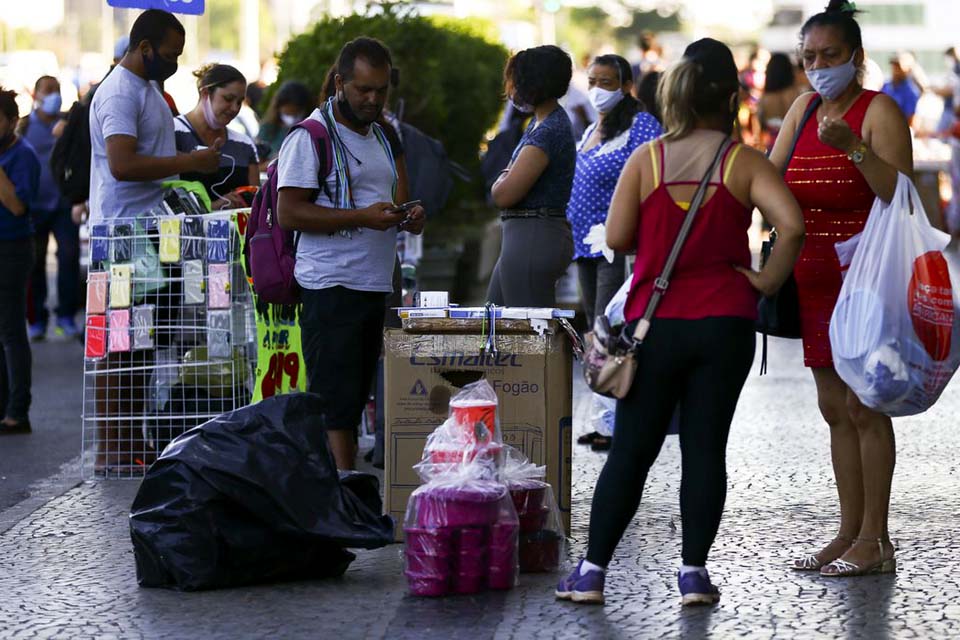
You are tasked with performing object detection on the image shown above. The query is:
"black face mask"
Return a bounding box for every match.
[0,131,15,152]
[142,46,178,82]
[337,91,380,128]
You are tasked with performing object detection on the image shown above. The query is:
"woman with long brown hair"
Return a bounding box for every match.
[556,38,804,606]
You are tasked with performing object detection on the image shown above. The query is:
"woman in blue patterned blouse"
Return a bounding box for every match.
[567,55,663,328]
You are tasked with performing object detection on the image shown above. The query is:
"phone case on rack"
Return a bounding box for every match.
[159,218,181,263]
[109,264,132,308]
[181,216,205,260]
[132,304,155,350]
[206,219,229,263]
[208,263,231,309]
[108,309,131,352]
[111,224,133,263]
[175,188,205,216]
[207,310,232,359]
[90,224,110,265]
[184,260,204,304]
[85,315,106,359]
[86,271,108,314]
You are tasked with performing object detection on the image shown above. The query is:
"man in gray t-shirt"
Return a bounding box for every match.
[277,37,425,470]
[87,10,222,473]
[88,9,220,224]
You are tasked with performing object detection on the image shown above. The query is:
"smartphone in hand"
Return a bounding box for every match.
[392,200,422,229]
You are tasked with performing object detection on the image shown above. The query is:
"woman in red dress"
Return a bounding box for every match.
[770,0,913,577]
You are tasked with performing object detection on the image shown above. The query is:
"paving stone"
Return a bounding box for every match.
[1,338,959,638]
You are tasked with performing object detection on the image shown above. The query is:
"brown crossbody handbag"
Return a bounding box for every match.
[584,138,731,399]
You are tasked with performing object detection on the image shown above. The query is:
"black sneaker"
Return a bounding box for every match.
[590,436,612,452]
[577,431,603,445]
[0,420,31,435]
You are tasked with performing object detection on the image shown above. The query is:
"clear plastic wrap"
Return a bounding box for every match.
[403,381,520,597]
[415,380,503,481]
[86,271,108,314]
[498,446,566,573]
[108,309,130,353]
[403,473,519,596]
[589,394,616,438]
[208,263,231,309]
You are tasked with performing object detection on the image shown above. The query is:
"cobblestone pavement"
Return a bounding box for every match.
[2,338,960,639]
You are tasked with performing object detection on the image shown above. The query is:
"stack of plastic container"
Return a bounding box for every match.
[500,446,566,573]
[403,381,520,596]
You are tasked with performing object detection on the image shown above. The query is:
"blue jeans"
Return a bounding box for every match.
[0,239,35,420]
[30,207,80,323]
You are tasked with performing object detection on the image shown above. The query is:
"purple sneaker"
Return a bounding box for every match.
[678,570,721,606]
[555,559,605,604]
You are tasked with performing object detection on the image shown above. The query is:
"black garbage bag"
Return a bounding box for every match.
[130,392,394,591]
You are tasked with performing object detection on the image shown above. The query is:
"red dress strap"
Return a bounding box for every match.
[842,90,880,133]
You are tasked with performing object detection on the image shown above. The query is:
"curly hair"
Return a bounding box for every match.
[504,45,572,107]
[0,87,18,122]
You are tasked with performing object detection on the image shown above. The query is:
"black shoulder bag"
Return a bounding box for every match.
[756,95,821,374]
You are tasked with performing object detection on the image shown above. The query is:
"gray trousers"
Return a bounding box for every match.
[487,217,574,307]
[576,254,627,329]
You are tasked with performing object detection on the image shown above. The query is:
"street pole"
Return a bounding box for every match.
[242,0,260,79]
[100,0,113,60]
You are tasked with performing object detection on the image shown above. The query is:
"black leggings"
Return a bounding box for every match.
[586,317,756,567]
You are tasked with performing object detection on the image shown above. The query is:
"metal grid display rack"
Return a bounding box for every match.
[81,211,256,478]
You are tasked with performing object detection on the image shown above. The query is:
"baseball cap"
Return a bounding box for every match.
[114,36,130,62]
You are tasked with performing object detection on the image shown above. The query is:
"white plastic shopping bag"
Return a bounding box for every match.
[830,173,960,416]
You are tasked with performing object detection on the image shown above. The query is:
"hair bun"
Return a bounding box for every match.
[826,0,860,14]
[193,63,214,81]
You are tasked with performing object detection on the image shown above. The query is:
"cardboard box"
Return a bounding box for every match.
[384,322,573,540]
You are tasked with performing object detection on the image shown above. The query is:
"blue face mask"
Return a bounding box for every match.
[806,50,859,100]
[38,93,62,116]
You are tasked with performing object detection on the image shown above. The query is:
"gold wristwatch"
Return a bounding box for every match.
[847,139,868,164]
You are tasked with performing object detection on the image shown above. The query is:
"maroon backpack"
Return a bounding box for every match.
[244,119,332,304]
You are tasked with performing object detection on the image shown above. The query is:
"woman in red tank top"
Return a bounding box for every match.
[769,1,913,577]
[556,38,804,607]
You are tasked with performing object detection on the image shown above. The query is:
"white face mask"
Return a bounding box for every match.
[805,50,858,101]
[280,113,299,128]
[588,86,625,113]
[510,98,534,114]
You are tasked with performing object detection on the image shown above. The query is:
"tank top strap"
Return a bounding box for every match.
[843,90,880,134]
[648,140,663,190]
[720,143,743,187]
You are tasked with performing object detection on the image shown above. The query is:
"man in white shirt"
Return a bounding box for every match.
[89,9,220,224]
[277,38,424,470]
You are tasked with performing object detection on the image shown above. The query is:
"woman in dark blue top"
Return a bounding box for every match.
[0,87,41,434]
[488,45,576,307]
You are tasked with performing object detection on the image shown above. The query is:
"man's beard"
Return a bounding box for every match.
[338,93,381,127]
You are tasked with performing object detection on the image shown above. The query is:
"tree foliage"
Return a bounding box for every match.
[273,3,509,169]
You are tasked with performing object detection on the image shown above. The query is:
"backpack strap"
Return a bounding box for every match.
[292,118,333,202]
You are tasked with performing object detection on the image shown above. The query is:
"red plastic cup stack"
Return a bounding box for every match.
[404,484,518,596]
[509,480,562,573]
